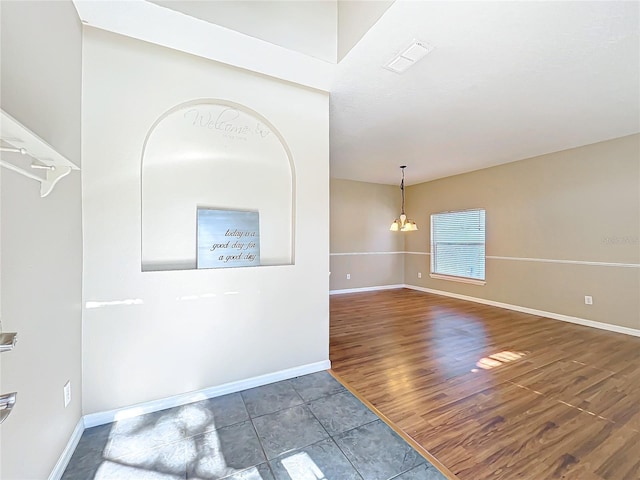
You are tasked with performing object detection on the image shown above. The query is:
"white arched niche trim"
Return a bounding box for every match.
[141,99,295,271]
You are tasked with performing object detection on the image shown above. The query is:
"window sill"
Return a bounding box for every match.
[429,274,486,286]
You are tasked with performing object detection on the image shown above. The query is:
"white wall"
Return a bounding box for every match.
[0,1,81,165]
[72,0,333,92]
[142,101,294,270]
[82,28,330,414]
[0,2,83,479]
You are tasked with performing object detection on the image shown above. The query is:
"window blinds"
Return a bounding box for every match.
[431,209,486,281]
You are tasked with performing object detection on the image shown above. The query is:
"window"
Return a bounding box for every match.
[430,209,486,284]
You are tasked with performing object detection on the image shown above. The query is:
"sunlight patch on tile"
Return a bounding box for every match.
[95,460,182,479]
[187,430,229,476]
[282,451,327,480]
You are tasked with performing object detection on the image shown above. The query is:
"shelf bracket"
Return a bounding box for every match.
[40,165,73,198]
[0,109,79,198]
[0,332,18,353]
[0,392,17,424]
[0,160,72,198]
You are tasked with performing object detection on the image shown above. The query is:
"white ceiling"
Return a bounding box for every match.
[75,1,640,186]
[331,1,640,185]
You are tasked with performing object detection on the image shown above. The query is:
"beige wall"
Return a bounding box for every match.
[0,2,83,479]
[404,134,640,330]
[330,179,405,290]
[82,28,330,414]
[330,136,639,330]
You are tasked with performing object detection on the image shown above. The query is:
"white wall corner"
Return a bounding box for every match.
[47,418,85,480]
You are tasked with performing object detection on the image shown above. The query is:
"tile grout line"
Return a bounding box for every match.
[242,378,308,419]
[242,376,345,473]
[329,369,461,480]
[251,374,384,478]
[240,388,275,477]
[299,384,368,479]
[265,378,337,467]
[327,417,377,480]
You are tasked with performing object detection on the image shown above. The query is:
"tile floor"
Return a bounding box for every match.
[62,371,445,480]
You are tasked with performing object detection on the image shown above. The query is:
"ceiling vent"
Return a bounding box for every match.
[384,40,434,74]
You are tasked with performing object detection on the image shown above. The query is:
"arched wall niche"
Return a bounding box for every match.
[141,99,295,271]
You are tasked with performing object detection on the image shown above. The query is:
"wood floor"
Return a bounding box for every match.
[330,288,640,480]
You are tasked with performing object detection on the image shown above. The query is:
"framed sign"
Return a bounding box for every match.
[197,208,260,269]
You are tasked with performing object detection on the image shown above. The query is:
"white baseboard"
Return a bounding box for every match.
[329,284,405,295]
[53,360,330,477]
[83,360,331,428]
[48,417,85,480]
[405,284,640,337]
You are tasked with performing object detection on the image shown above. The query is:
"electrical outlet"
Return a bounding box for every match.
[63,381,71,408]
[418,272,422,279]
[346,273,351,280]
[584,296,593,305]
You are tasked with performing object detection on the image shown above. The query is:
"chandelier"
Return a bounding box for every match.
[390,165,418,232]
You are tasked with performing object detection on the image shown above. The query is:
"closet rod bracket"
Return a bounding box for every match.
[1,109,79,198]
[0,332,18,353]
[0,392,17,424]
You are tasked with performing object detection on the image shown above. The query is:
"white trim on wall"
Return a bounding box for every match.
[486,255,640,268]
[330,251,405,256]
[405,252,638,268]
[429,273,486,286]
[404,284,640,337]
[83,360,330,428]
[330,284,405,295]
[48,418,85,480]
